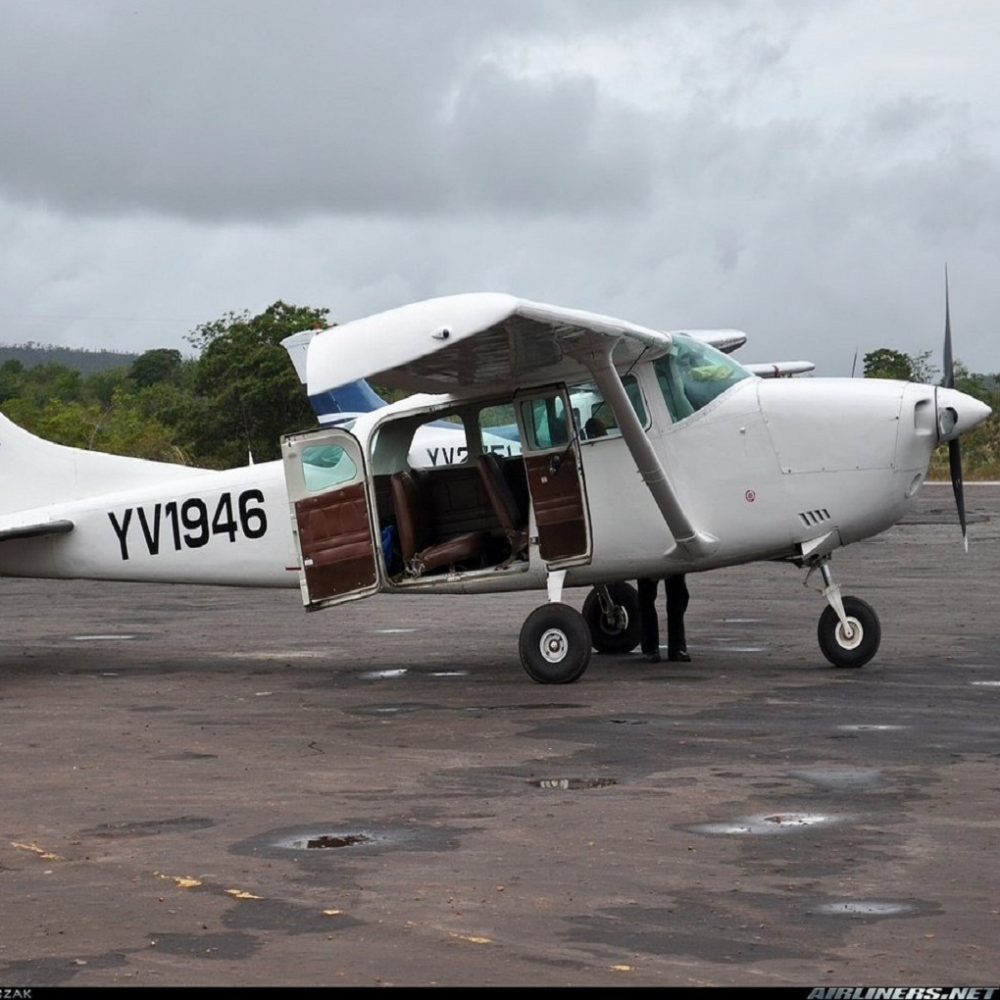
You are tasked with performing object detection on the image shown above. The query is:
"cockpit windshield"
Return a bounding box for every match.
[654,334,751,422]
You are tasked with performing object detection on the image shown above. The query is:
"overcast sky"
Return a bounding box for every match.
[1,0,997,376]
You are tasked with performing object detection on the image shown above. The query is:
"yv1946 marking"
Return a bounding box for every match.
[108,489,267,561]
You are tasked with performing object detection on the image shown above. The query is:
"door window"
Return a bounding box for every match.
[301,444,358,492]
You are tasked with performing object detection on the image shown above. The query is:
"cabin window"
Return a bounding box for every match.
[568,375,647,440]
[522,395,571,451]
[301,444,358,492]
[520,375,647,449]
[654,334,750,422]
[476,402,522,459]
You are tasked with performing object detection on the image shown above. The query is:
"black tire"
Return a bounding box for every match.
[582,583,641,654]
[817,596,881,668]
[519,603,593,684]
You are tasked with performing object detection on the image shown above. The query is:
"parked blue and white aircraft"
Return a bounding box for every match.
[0,292,987,682]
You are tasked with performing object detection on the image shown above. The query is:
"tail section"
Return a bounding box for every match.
[0,411,209,517]
[281,326,389,423]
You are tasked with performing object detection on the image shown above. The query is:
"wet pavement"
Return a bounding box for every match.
[1,482,999,987]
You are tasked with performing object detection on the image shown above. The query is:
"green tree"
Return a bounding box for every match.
[129,348,184,388]
[184,301,329,467]
[863,348,917,380]
[0,359,24,403]
[863,348,939,383]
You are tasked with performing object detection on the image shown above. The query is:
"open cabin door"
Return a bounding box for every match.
[514,384,592,569]
[282,427,382,609]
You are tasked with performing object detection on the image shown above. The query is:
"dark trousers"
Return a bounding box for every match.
[637,575,689,655]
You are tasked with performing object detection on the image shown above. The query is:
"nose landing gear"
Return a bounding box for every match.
[807,558,881,668]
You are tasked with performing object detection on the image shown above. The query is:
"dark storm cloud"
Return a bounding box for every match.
[445,65,655,211]
[1,0,997,375]
[0,0,661,219]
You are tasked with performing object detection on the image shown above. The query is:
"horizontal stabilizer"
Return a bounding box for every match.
[0,517,74,542]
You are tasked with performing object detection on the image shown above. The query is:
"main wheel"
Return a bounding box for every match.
[817,596,881,668]
[582,583,641,654]
[519,603,592,684]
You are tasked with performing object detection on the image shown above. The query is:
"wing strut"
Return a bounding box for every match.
[583,348,718,560]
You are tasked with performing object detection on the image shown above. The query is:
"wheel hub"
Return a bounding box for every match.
[836,617,863,650]
[539,628,569,663]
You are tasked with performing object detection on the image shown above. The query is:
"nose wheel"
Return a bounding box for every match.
[817,595,881,667]
[808,559,881,668]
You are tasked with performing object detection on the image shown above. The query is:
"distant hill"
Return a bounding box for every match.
[0,343,140,374]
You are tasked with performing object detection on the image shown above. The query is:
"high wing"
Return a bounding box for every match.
[302,293,672,396]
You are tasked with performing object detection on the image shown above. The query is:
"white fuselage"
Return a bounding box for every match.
[0,370,962,596]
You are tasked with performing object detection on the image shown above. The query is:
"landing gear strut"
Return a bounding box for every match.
[581,583,641,654]
[808,558,881,668]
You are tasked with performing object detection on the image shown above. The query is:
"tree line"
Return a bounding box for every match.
[0,301,325,469]
[0,306,996,478]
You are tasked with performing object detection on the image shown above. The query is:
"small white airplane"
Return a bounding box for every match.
[0,292,988,683]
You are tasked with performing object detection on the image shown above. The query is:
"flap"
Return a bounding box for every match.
[304,293,672,396]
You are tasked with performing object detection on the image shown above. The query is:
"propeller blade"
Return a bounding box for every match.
[942,266,968,550]
[949,438,968,553]
[943,265,954,388]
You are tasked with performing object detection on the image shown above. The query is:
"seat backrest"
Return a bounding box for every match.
[390,470,429,561]
[477,453,525,532]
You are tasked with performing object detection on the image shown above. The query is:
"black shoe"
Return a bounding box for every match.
[668,649,691,663]
[642,650,662,663]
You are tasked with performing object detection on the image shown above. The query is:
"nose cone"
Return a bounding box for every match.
[937,386,992,442]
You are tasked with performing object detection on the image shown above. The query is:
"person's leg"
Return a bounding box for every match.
[665,574,690,661]
[636,578,660,659]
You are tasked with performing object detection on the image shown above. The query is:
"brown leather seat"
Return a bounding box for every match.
[476,453,529,559]
[390,470,489,576]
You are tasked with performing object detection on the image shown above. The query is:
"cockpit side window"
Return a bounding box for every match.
[654,334,751,422]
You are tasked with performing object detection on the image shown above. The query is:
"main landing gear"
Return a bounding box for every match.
[581,582,641,654]
[518,570,593,684]
[519,577,643,684]
[808,558,881,668]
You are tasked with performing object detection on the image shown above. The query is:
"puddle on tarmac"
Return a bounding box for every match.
[837,724,906,732]
[689,812,846,835]
[813,901,915,917]
[789,767,884,790]
[529,777,618,790]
